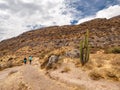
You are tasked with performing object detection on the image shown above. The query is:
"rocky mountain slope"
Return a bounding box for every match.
[0,16,120,90]
[0,15,120,57]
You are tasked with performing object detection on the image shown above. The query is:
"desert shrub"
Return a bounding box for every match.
[107,47,120,54]
[39,51,50,59]
[89,71,104,80]
[7,61,13,68]
[18,82,28,90]
[105,71,119,81]
[111,58,120,66]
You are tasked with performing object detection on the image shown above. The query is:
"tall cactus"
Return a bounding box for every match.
[80,29,90,66]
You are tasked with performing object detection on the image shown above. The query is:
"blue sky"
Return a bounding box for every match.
[0,0,120,41]
[65,0,120,24]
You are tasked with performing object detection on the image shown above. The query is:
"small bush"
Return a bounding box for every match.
[61,67,71,73]
[7,61,13,68]
[18,82,28,90]
[89,71,103,80]
[111,59,120,66]
[105,71,119,81]
[108,47,120,54]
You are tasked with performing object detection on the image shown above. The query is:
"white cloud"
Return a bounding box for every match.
[96,5,120,18]
[77,16,95,24]
[0,0,120,41]
[77,5,120,24]
[0,0,72,41]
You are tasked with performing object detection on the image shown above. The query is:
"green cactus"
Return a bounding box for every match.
[80,29,90,66]
[80,40,84,65]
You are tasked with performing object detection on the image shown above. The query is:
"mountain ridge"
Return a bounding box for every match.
[0,15,120,57]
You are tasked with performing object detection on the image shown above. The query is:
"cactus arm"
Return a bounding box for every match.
[80,41,84,65]
[86,46,90,63]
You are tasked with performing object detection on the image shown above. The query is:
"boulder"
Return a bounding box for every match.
[66,49,80,58]
[46,55,59,67]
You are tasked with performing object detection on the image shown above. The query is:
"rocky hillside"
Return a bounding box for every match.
[0,16,120,90]
[0,15,120,57]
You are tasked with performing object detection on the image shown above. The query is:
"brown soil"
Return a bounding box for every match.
[0,56,120,90]
[47,61,120,90]
[0,58,75,90]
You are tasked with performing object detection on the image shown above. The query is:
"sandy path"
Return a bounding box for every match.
[21,65,73,90]
[0,58,74,90]
[0,66,21,81]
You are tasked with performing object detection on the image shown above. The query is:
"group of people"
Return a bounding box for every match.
[23,56,33,64]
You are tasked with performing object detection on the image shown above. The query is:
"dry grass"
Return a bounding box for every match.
[111,58,120,66]
[89,71,104,80]
[0,55,23,71]
[18,82,29,90]
[43,48,120,82]
[86,54,120,81]
[107,47,120,54]
[41,49,120,82]
[105,71,119,81]
[61,67,71,73]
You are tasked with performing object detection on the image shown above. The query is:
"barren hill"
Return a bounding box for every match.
[0,15,120,57]
[0,16,120,90]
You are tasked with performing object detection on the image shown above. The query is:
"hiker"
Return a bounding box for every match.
[29,56,33,64]
[23,57,27,64]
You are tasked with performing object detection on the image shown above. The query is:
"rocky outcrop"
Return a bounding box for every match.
[46,55,59,67]
[41,55,59,69]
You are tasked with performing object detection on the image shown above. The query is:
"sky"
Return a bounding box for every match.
[0,0,120,41]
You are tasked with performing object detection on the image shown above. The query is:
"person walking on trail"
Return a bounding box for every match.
[23,57,27,64]
[29,56,33,64]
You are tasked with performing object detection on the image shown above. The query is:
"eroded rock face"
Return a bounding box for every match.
[41,55,59,69]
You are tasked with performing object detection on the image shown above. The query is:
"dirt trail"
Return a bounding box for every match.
[21,64,73,90]
[0,58,74,90]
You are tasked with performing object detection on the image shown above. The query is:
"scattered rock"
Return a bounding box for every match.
[66,49,80,58]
